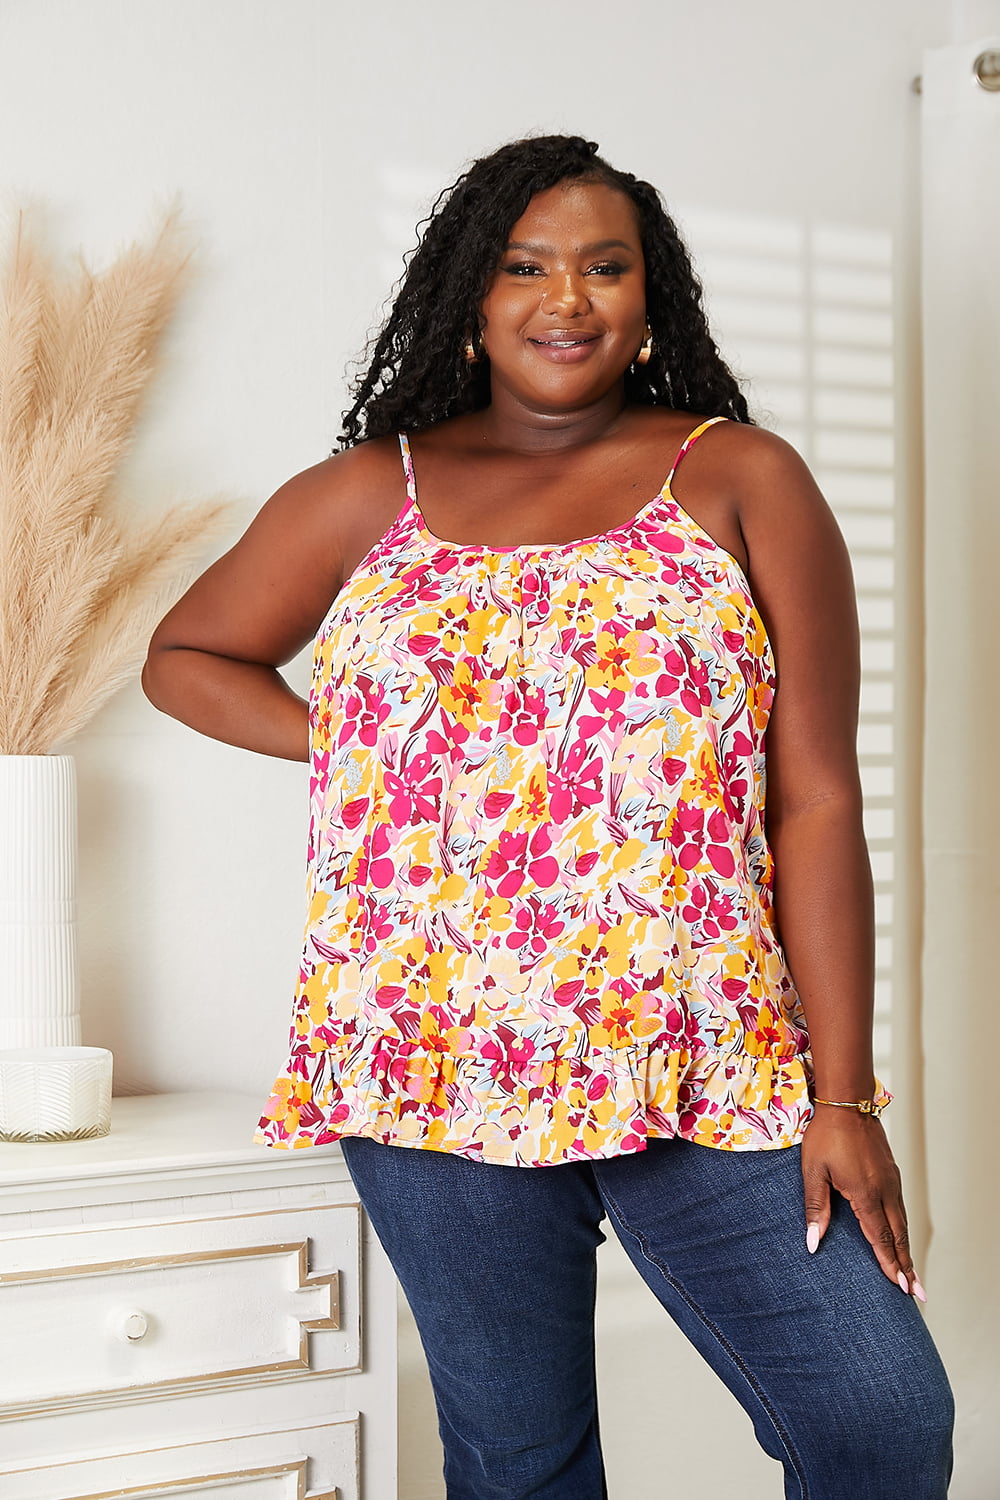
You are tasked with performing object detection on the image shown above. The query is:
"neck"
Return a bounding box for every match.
[478,383,628,455]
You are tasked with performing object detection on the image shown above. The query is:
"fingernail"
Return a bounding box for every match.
[806,1223,820,1254]
[912,1277,928,1304]
[897,1270,911,1294]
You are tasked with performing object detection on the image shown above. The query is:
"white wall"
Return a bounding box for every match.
[2,2,991,1497]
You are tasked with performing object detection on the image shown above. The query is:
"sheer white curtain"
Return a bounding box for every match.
[920,38,1000,1495]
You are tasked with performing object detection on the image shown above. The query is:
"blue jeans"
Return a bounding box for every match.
[340,1135,953,1499]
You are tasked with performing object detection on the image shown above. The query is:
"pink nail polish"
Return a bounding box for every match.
[897,1270,911,1293]
[806,1223,820,1254]
[912,1277,928,1304]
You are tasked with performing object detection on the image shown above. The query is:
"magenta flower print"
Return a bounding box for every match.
[337,675,393,748]
[680,655,712,718]
[484,829,530,898]
[505,895,566,954]
[310,749,330,801]
[482,1028,537,1090]
[356,823,394,890]
[526,823,562,890]
[654,646,686,700]
[549,740,604,823]
[577,686,627,738]
[498,681,549,745]
[669,798,705,869]
[383,750,443,826]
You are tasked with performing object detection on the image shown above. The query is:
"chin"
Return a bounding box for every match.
[510,370,627,407]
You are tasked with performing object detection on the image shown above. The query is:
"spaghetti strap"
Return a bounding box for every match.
[397,431,417,504]
[665,415,728,487]
[386,431,419,529]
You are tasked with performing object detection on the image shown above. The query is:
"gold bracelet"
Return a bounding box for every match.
[812,1095,889,1119]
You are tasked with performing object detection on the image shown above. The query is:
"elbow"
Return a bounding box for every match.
[140,657,159,710]
[141,638,176,714]
[765,781,864,843]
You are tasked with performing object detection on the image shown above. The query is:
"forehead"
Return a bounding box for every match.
[507,180,641,248]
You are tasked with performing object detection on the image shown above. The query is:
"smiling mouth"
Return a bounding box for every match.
[529,334,600,346]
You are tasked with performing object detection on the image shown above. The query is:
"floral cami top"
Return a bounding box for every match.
[255,416,813,1166]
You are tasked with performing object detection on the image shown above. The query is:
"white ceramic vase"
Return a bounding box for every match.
[0,754,81,1049]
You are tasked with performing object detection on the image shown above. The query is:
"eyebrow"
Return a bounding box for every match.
[504,238,636,255]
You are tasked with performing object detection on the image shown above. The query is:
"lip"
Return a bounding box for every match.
[528,331,602,364]
[529,331,601,345]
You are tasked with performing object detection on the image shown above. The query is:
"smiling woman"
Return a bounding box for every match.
[479,184,648,400]
[141,133,953,1499]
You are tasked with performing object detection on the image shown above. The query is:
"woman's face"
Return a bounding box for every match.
[477,179,647,417]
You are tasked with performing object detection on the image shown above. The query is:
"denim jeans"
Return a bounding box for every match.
[340,1134,953,1499]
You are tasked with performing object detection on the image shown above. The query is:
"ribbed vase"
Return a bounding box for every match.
[0,755,81,1049]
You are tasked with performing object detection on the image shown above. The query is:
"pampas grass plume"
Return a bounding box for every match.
[0,210,231,754]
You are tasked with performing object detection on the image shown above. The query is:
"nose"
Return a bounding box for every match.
[540,272,591,317]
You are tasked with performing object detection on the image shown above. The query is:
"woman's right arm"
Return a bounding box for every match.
[141,443,394,761]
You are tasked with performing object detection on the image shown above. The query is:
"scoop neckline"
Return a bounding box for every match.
[410,473,677,558]
[401,415,732,560]
[409,476,754,595]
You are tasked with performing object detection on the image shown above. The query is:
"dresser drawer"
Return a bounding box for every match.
[0,1414,359,1499]
[0,1204,360,1414]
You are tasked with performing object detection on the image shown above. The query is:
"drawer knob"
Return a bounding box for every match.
[121,1311,149,1342]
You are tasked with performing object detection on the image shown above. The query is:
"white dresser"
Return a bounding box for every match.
[0,1092,398,1500]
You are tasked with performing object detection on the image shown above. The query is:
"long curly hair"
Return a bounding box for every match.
[339,134,752,447]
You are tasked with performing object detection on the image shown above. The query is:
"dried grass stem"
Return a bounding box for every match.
[0,212,229,754]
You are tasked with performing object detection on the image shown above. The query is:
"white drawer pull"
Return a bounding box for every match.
[119,1310,149,1342]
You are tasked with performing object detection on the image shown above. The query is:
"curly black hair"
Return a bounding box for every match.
[339,134,752,447]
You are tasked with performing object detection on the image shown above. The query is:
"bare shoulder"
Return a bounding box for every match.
[146,436,407,669]
[712,424,857,686]
[266,435,402,527]
[672,419,839,575]
[260,435,407,581]
[706,421,828,520]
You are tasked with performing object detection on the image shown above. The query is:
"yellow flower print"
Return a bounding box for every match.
[585,579,620,621]
[553,951,585,983]
[516,770,548,824]
[752,681,774,733]
[612,838,645,874]
[472,895,513,937]
[439,661,501,724]
[744,1004,791,1056]
[585,630,661,692]
[591,986,662,1048]
[266,1076,312,1124]
[694,749,720,800]
[464,608,494,656]
[408,610,442,637]
[589,1091,618,1127]
[714,601,744,634]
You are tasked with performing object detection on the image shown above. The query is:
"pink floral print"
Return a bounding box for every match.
[256,418,813,1165]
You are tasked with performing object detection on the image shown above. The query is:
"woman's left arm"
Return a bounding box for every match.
[733,426,922,1301]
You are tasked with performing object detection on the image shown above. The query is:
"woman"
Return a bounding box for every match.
[143,134,953,1498]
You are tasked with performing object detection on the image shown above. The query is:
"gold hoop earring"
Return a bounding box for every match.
[464,336,484,364]
[635,327,653,366]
